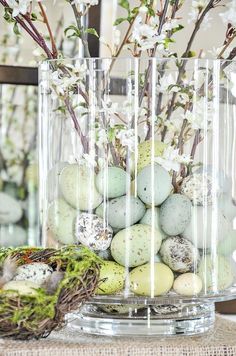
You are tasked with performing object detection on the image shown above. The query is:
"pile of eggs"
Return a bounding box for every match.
[47,141,235,298]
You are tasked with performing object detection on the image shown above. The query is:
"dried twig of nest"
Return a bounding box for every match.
[0,245,100,340]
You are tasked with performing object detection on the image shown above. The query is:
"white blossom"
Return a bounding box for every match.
[72,0,98,6]
[116,129,136,152]
[157,73,177,93]
[219,1,236,28]
[96,128,108,148]
[155,146,192,172]
[131,16,160,51]
[8,0,31,17]
[184,98,213,130]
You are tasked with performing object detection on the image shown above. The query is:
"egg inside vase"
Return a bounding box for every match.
[40,57,236,336]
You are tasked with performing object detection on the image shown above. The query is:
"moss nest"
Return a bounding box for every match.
[0,245,100,340]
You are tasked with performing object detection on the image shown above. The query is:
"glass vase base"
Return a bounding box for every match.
[68,302,215,337]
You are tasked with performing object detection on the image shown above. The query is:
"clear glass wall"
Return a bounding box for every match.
[39,58,236,335]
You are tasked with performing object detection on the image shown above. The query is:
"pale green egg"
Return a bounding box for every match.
[96,166,130,198]
[136,140,166,173]
[3,280,40,296]
[95,261,126,295]
[0,225,27,247]
[96,196,146,230]
[140,207,167,240]
[47,198,77,245]
[218,231,236,256]
[198,255,235,292]
[129,262,174,296]
[59,164,102,210]
[111,224,162,267]
[160,194,192,236]
[137,164,172,206]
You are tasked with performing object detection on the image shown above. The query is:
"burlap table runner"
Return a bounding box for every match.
[0,315,236,356]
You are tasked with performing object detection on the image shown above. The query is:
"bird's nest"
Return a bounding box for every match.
[0,245,100,340]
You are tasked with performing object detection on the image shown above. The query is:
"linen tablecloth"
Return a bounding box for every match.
[0,314,236,356]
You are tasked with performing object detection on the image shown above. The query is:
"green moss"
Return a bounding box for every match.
[0,245,101,331]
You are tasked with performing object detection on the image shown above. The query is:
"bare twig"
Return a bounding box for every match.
[38,2,58,58]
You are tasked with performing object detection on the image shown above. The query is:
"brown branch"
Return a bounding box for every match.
[38,2,58,58]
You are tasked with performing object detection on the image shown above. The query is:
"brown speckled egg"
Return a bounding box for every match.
[160,236,200,273]
[75,213,113,251]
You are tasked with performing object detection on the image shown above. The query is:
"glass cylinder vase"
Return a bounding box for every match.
[39,58,236,336]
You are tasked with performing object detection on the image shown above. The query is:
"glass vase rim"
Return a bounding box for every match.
[41,56,236,64]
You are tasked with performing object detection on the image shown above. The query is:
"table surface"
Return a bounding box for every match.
[0,314,236,356]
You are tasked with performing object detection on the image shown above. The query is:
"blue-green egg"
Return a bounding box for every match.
[137,164,172,206]
[140,207,167,240]
[160,194,192,236]
[111,224,162,267]
[95,195,146,230]
[96,166,130,198]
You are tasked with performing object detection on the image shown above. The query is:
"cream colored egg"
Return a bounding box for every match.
[47,198,77,244]
[59,164,102,210]
[129,262,174,296]
[173,273,202,296]
[3,280,40,296]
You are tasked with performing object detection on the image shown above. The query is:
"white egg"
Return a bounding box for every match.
[3,280,40,296]
[14,263,53,286]
[173,273,202,296]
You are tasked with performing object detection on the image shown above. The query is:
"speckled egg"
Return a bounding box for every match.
[99,304,145,314]
[0,192,23,224]
[137,140,166,173]
[0,225,27,247]
[160,194,192,236]
[48,198,77,245]
[95,196,146,230]
[74,213,113,251]
[111,224,162,267]
[160,236,200,273]
[3,280,40,296]
[198,255,235,291]
[173,273,203,296]
[14,263,53,286]
[182,206,229,249]
[129,262,174,296]
[95,261,126,295]
[59,164,102,210]
[140,207,167,240]
[137,164,172,206]
[181,173,213,205]
[95,166,130,198]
